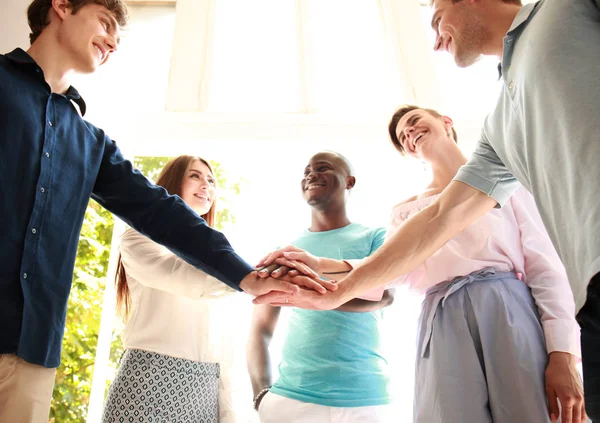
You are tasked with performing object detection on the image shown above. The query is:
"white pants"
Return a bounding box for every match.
[258,392,396,423]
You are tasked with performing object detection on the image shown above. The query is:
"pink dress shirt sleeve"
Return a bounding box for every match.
[510,189,581,358]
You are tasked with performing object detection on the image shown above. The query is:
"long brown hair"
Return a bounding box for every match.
[115,156,217,320]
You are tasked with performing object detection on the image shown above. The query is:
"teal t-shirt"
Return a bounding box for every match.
[270,223,390,407]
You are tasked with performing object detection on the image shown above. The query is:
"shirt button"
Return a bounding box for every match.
[508,81,514,90]
[32,228,37,234]
[45,152,50,158]
[40,187,45,193]
[23,273,27,279]
[48,121,53,127]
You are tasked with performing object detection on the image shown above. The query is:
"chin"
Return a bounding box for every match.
[78,59,99,74]
[454,51,481,68]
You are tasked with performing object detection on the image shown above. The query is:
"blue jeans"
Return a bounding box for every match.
[577,274,600,422]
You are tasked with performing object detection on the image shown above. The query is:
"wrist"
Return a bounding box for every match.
[334,275,359,304]
[253,386,270,411]
[239,271,258,293]
[549,351,576,363]
[320,258,352,275]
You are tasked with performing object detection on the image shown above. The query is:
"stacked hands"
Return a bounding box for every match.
[240,246,348,310]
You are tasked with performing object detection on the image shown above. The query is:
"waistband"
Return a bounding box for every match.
[421,267,517,358]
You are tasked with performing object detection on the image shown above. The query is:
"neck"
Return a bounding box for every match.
[27,33,75,94]
[309,204,351,232]
[428,145,468,191]
[484,4,523,60]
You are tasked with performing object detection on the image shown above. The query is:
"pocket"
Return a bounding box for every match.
[0,354,19,384]
[339,243,370,260]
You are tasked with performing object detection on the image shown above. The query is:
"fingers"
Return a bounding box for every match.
[256,264,279,278]
[282,251,308,263]
[571,401,581,423]
[558,391,585,423]
[546,387,559,422]
[272,258,320,279]
[262,278,298,295]
[282,274,327,294]
[253,291,291,305]
[257,259,316,279]
[316,278,338,291]
[271,265,291,278]
[256,245,301,267]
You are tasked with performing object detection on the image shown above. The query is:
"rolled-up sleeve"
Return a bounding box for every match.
[511,189,581,358]
[454,132,521,207]
[120,229,236,300]
[91,135,254,291]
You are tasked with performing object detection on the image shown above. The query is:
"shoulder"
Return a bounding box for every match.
[348,223,386,242]
[83,120,108,141]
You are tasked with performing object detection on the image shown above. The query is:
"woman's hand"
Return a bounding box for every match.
[257,246,321,274]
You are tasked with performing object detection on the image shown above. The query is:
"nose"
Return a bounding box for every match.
[404,126,415,140]
[105,35,118,55]
[434,35,442,52]
[305,170,318,182]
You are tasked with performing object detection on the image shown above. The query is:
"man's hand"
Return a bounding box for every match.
[239,271,299,297]
[256,263,337,292]
[545,352,587,423]
[240,270,336,297]
[253,274,355,310]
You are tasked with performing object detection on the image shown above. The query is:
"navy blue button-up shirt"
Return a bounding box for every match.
[0,49,254,368]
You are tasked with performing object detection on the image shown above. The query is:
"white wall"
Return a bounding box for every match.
[1,0,31,53]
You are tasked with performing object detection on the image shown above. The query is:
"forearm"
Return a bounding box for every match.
[121,230,238,299]
[319,257,352,276]
[335,290,393,313]
[247,333,273,396]
[93,149,253,290]
[338,183,496,302]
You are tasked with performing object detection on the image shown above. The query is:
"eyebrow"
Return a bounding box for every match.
[407,114,421,126]
[189,169,214,178]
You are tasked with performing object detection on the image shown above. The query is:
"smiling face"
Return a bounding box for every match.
[54,1,121,73]
[301,152,354,210]
[180,160,217,216]
[430,0,490,67]
[394,108,456,161]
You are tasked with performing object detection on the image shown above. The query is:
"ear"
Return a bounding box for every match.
[442,115,454,133]
[346,176,356,190]
[51,0,71,21]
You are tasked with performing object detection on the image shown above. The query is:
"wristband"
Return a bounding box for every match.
[253,386,270,411]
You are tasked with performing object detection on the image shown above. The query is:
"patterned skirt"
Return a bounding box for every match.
[102,349,220,423]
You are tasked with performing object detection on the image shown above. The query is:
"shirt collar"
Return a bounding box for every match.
[497,1,542,79]
[5,48,87,116]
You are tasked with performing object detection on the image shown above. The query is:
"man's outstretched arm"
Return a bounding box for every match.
[254,181,498,309]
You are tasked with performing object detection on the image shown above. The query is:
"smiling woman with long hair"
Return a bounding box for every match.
[102,155,236,423]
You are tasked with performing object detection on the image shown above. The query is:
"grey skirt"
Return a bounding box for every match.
[102,349,220,423]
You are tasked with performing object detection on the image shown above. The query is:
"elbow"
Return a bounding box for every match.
[382,289,395,308]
